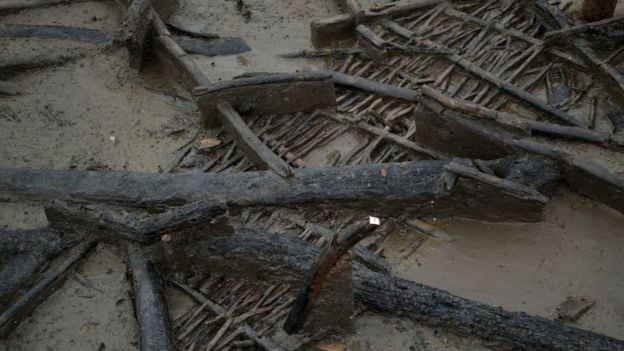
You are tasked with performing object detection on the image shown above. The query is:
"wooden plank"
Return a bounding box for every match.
[194,72,336,128]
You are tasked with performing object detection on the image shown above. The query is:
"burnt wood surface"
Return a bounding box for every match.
[158,226,624,351]
[127,243,174,351]
[0,159,551,222]
[194,72,337,127]
[416,96,624,215]
[0,228,66,307]
[0,239,96,337]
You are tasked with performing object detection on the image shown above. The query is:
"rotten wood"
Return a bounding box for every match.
[380,19,587,128]
[283,219,378,334]
[304,66,419,101]
[417,95,624,215]
[45,201,228,244]
[127,243,174,351]
[421,85,611,145]
[216,101,293,177]
[0,158,551,222]
[194,73,336,128]
[0,0,79,12]
[159,226,624,351]
[0,228,66,307]
[122,0,152,70]
[0,24,116,44]
[0,239,97,337]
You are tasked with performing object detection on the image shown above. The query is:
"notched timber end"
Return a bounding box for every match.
[194,72,337,128]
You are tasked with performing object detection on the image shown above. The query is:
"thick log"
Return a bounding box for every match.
[0,159,552,222]
[284,219,378,334]
[159,227,624,351]
[416,96,624,215]
[279,48,363,59]
[0,228,66,307]
[380,20,587,128]
[0,239,96,337]
[0,81,22,96]
[304,66,419,101]
[216,101,292,177]
[45,201,228,244]
[127,243,174,351]
[421,85,611,144]
[0,24,116,44]
[0,0,79,12]
[194,72,336,128]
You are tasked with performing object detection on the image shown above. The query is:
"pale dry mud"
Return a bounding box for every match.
[1,0,624,350]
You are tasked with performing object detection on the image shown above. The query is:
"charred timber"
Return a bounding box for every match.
[0,228,66,307]
[0,159,552,222]
[194,72,336,128]
[0,239,96,337]
[416,95,624,215]
[284,220,378,333]
[158,227,624,351]
[126,243,174,351]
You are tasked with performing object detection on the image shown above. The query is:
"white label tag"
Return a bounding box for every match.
[369,216,380,225]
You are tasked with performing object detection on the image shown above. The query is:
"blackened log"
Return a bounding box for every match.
[416,96,624,214]
[45,201,228,244]
[0,228,66,307]
[216,101,292,177]
[194,72,336,128]
[126,243,174,351]
[0,159,549,222]
[380,20,586,128]
[279,48,363,59]
[284,219,378,334]
[0,24,116,44]
[544,15,624,39]
[160,227,624,351]
[421,85,611,144]
[0,239,96,337]
[175,36,250,57]
[0,0,79,12]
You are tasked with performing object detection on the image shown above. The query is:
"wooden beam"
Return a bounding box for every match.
[284,219,378,334]
[0,159,552,222]
[416,95,624,215]
[127,243,174,351]
[194,72,336,128]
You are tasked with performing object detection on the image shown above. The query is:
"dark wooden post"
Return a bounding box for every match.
[582,0,617,22]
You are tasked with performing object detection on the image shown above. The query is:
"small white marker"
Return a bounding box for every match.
[369,216,380,225]
[110,135,116,142]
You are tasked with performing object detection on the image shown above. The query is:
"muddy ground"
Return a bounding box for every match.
[1,0,624,350]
